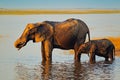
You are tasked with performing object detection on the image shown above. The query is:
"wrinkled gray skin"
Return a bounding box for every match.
[77,39,115,64]
[14,18,90,62]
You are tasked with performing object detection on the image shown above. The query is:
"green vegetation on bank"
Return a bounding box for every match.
[0,9,120,15]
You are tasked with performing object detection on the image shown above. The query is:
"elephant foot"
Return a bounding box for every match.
[74,54,81,62]
[89,60,96,64]
[105,58,109,61]
[74,58,80,62]
[109,58,115,63]
[104,61,113,64]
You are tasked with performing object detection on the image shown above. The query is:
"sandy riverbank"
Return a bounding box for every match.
[0,9,120,15]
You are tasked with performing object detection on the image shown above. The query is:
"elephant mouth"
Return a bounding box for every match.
[15,41,27,50]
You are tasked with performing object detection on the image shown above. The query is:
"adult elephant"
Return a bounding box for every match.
[14,18,90,62]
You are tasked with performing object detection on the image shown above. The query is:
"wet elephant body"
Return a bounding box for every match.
[14,18,90,62]
[77,39,115,64]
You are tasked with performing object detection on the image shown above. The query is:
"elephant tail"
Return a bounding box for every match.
[113,46,115,60]
[87,30,91,43]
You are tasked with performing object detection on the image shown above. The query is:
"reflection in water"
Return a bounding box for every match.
[41,61,52,80]
[15,63,42,80]
[15,60,116,80]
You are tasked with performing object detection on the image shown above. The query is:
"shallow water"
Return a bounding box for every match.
[0,14,120,80]
[15,59,120,80]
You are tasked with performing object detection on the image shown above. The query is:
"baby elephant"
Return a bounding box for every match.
[77,39,115,64]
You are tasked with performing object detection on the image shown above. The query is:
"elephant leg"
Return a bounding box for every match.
[74,43,79,61]
[89,44,96,64]
[74,45,80,62]
[41,41,46,62]
[74,50,80,62]
[105,57,109,61]
[41,40,53,62]
[79,53,82,62]
[109,52,114,62]
[89,52,96,64]
[74,37,86,61]
[76,52,81,62]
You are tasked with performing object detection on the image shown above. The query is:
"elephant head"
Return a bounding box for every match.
[78,42,90,53]
[14,22,53,50]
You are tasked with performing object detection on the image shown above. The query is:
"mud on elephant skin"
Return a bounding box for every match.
[14,18,90,62]
[77,39,115,64]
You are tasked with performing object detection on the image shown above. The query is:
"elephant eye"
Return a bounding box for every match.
[27,27,30,30]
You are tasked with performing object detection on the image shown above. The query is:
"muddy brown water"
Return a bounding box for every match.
[0,14,120,80]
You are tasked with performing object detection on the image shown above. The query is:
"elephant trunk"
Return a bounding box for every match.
[14,37,27,50]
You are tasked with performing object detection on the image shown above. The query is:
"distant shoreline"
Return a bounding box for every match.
[0,9,120,15]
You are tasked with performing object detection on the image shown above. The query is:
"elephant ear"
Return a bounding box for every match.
[34,23,53,42]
